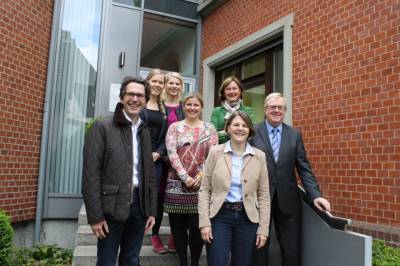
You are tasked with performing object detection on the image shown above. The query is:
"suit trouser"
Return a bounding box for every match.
[252,195,301,266]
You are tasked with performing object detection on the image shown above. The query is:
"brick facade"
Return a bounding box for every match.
[201,0,399,244]
[0,0,53,222]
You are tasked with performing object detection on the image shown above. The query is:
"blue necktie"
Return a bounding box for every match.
[271,128,280,162]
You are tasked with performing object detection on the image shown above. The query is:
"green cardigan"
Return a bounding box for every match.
[210,104,255,144]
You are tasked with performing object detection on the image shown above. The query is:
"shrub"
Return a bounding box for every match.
[85,117,100,134]
[372,240,400,266]
[11,244,73,266]
[0,209,14,266]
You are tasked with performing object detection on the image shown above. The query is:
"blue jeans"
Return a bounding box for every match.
[206,207,258,266]
[96,194,146,266]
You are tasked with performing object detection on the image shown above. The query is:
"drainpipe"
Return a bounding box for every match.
[195,15,202,92]
[34,0,61,243]
[34,101,50,243]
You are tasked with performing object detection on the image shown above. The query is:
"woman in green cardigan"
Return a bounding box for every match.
[210,76,255,144]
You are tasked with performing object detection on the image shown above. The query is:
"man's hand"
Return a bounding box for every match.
[144,216,155,234]
[200,226,213,244]
[313,197,331,212]
[91,220,109,239]
[255,234,267,249]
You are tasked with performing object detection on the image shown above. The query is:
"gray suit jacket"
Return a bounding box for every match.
[250,122,322,215]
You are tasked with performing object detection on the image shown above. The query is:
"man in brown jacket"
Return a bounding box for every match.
[82,76,157,266]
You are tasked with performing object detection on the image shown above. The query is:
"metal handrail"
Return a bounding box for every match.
[298,185,351,231]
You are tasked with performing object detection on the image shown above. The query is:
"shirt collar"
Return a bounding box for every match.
[224,141,255,156]
[265,121,282,134]
[123,110,142,127]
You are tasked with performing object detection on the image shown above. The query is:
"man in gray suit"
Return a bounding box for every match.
[251,92,331,266]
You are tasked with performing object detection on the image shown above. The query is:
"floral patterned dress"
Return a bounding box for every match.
[164,121,218,214]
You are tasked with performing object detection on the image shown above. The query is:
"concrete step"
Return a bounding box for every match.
[79,206,170,227]
[76,225,172,246]
[73,245,207,266]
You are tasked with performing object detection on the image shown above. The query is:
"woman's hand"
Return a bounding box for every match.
[152,152,160,162]
[255,234,267,249]
[200,226,213,243]
[191,172,203,189]
[185,176,195,187]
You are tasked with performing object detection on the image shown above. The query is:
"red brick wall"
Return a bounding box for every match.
[201,0,399,242]
[0,0,54,222]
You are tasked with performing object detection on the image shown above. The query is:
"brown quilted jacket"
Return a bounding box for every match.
[82,103,157,225]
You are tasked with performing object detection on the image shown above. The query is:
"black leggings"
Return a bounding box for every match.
[169,213,203,266]
[152,191,165,235]
[152,160,166,236]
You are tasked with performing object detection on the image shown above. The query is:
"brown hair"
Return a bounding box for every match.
[183,92,204,107]
[119,76,149,102]
[224,110,255,139]
[218,76,243,103]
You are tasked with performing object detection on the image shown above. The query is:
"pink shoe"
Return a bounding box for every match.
[151,235,167,254]
[167,234,176,253]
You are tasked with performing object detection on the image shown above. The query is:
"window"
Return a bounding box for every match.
[140,13,197,76]
[47,0,102,194]
[144,0,198,19]
[215,44,283,123]
[113,0,141,8]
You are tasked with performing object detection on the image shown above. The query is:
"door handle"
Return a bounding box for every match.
[119,52,125,68]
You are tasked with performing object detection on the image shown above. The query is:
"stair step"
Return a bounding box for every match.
[79,208,170,227]
[73,245,207,266]
[76,225,172,246]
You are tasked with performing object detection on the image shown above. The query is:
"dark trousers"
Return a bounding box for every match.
[96,194,146,266]
[169,213,203,266]
[252,195,301,266]
[152,160,165,236]
[207,207,258,266]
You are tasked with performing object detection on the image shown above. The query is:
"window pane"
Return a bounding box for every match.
[242,53,265,79]
[140,13,196,75]
[222,66,236,80]
[144,0,197,20]
[48,0,102,194]
[273,47,283,93]
[113,0,141,8]
[243,85,265,123]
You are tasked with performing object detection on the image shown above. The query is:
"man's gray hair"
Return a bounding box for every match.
[264,92,287,107]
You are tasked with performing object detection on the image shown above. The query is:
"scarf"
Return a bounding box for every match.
[222,99,242,120]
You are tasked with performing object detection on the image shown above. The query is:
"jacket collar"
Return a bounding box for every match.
[113,103,144,130]
[223,141,255,156]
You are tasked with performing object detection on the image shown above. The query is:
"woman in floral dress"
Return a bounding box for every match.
[164,93,218,266]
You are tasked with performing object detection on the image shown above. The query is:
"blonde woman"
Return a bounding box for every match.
[162,72,185,127]
[141,69,169,254]
[164,93,218,266]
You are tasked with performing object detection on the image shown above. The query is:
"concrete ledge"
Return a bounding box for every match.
[197,0,228,16]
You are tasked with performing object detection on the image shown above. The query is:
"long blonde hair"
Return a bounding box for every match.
[162,72,184,103]
[146,68,166,117]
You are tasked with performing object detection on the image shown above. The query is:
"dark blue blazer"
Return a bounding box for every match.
[250,122,322,215]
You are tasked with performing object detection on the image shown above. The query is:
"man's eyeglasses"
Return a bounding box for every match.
[124,92,145,100]
[266,105,287,111]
